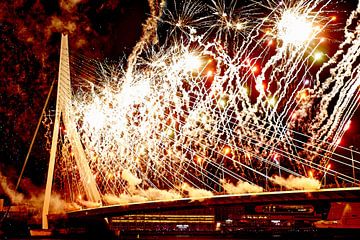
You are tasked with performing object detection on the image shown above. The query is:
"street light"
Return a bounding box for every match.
[350,146,355,186]
[323,164,331,187]
[265,165,268,191]
[274,154,281,190]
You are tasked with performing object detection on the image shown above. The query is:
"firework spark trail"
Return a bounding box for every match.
[126,0,166,80]
[159,98,356,185]
[50,0,360,206]
[304,5,360,157]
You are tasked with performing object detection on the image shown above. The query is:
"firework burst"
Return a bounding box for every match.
[51,0,360,205]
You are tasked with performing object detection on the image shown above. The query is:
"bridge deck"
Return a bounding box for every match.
[66,187,360,219]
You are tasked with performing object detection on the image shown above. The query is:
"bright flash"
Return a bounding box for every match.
[236,22,244,30]
[268,97,276,106]
[344,120,351,131]
[183,53,202,72]
[223,146,232,155]
[277,10,314,46]
[84,107,105,129]
[313,51,323,61]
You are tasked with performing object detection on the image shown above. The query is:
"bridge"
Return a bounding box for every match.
[67,188,360,219]
[38,0,360,232]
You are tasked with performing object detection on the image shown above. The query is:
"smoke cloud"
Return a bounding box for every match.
[121,169,142,193]
[181,183,214,200]
[102,188,181,205]
[221,179,264,194]
[0,171,80,223]
[0,172,25,205]
[143,188,182,201]
[271,175,321,190]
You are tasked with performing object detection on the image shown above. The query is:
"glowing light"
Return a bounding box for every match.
[218,96,229,109]
[313,51,324,61]
[344,120,351,131]
[84,107,105,129]
[240,86,249,95]
[298,91,308,100]
[277,10,314,46]
[236,22,243,30]
[273,153,279,164]
[268,97,276,106]
[207,70,213,77]
[200,113,209,123]
[255,80,265,92]
[139,146,147,156]
[183,53,202,72]
[308,170,313,178]
[251,65,259,73]
[223,146,232,155]
[166,128,175,138]
[194,155,204,165]
[326,164,331,170]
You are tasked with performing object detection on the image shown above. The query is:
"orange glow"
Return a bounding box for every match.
[251,65,259,73]
[331,16,337,21]
[326,164,331,170]
[223,146,232,155]
[308,170,313,178]
[194,155,204,164]
[207,70,213,77]
[297,90,308,101]
[273,153,279,164]
[300,92,308,99]
[256,81,266,92]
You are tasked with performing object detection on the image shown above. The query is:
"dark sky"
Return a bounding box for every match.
[0,0,359,188]
[0,0,149,186]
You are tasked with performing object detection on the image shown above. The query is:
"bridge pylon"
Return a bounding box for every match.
[42,34,101,229]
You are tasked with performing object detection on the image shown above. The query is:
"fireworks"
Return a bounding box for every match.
[276,9,314,46]
[52,0,360,205]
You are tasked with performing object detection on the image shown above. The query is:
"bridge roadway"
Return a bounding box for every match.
[65,187,360,219]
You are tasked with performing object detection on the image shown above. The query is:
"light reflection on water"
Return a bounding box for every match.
[8,231,360,240]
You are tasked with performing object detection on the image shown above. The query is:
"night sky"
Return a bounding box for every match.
[0,0,359,190]
[0,0,149,187]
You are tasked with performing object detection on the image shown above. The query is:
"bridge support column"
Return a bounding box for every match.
[42,34,101,229]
